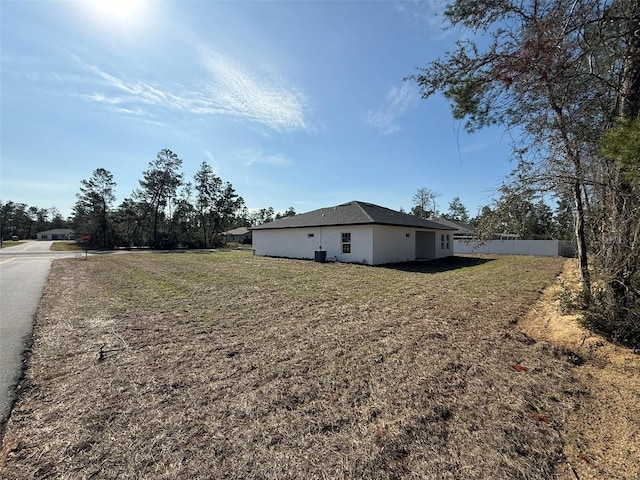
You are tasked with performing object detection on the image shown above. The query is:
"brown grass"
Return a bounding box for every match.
[0,253,583,479]
[519,259,640,480]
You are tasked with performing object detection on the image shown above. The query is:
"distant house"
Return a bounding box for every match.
[224,226,252,244]
[251,201,455,265]
[36,229,75,241]
[432,218,475,238]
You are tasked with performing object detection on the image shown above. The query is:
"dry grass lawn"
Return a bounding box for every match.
[0,252,597,478]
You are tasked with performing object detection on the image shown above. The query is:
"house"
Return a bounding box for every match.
[224,226,252,244]
[251,201,455,265]
[36,229,75,241]
[432,217,475,238]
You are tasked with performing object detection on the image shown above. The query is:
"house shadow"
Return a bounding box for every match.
[381,255,495,274]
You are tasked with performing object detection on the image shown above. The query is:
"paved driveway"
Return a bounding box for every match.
[0,241,79,426]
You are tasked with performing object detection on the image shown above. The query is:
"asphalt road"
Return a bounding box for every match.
[0,241,79,426]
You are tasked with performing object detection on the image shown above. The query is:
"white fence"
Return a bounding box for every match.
[454,239,575,257]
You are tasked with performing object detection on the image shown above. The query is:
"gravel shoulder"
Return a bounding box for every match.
[519,259,640,480]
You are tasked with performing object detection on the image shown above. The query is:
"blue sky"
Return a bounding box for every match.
[1,0,517,219]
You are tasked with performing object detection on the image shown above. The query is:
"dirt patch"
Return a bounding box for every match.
[1,253,584,478]
[519,259,640,480]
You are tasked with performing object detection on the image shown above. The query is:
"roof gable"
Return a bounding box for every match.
[251,201,454,230]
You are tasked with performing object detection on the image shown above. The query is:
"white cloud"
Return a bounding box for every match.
[1,178,72,192]
[81,64,188,115]
[204,150,220,173]
[237,148,292,168]
[395,0,450,30]
[460,140,494,154]
[199,50,307,132]
[366,82,416,135]
[79,51,309,132]
[82,92,123,104]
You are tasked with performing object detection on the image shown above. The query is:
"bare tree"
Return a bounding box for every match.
[412,188,440,219]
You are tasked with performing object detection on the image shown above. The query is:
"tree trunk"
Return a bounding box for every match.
[619,0,640,122]
[153,204,160,249]
[101,199,107,250]
[573,180,591,302]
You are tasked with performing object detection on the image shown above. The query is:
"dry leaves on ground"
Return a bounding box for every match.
[520,259,640,480]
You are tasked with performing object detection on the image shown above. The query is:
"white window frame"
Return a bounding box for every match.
[341,232,351,254]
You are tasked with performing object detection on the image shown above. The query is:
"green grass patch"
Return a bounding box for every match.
[0,241,25,249]
[50,241,83,251]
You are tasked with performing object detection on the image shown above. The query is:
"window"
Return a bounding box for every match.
[341,232,351,254]
[446,234,450,250]
[441,234,445,250]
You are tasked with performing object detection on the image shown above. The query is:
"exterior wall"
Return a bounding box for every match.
[323,225,374,264]
[37,231,75,241]
[416,230,453,260]
[253,228,321,260]
[454,239,573,257]
[436,231,454,258]
[371,225,415,264]
[252,225,375,264]
[253,225,454,265]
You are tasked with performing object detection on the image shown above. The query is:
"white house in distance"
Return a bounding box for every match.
[36,229,75,241]
[251,201,455,265]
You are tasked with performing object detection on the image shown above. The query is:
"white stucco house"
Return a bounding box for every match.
[36,229,75,241]
[251,201,455,265]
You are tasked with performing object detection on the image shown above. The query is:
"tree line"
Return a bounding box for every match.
[0,148,298,247]
[0,202,68,240]
[71,148,297,250]
[2,168,572,246]
[410,187,574,240]
[410,0,640,348]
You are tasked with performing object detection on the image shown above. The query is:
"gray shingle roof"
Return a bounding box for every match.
[432,218,475,235]
[36,229,75,235]
[224,227,250,235]
[250,201,455,230]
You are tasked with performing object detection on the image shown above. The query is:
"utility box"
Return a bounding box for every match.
[314,250,327,263]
